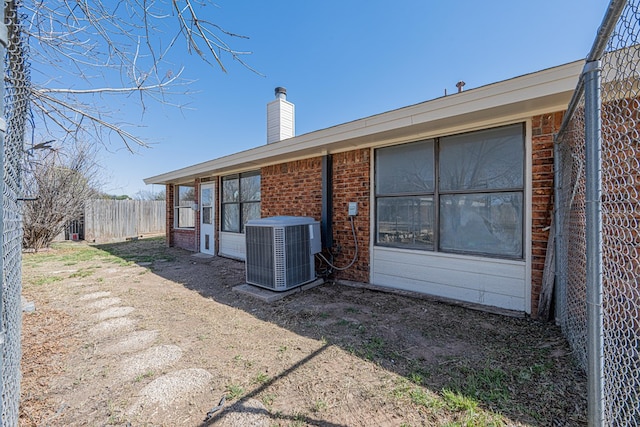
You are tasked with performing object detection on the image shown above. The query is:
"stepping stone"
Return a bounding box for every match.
[89,317,136,337]
[127,368,213,416]
[79,291,111,300]
[215,399,270,426]
[87,297,122,310]
[119,345,182,380]
[95,306,135,320]
[100,330,159,355]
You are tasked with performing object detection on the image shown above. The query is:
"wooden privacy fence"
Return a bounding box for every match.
[83,199,165,242]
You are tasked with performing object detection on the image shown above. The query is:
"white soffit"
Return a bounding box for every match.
[145,60,583,185]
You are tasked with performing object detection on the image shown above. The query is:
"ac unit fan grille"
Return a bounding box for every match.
[245,222,314,291]
[245,226,275,288]
[283,225,312,287]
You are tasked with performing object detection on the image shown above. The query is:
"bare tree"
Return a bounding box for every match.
[134,189,166,201]
[22,143,101,251]
[13,0,254,151]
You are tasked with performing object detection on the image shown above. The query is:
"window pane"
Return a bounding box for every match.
[176,206,195,228]
[202,206,212,225]
[376,140,435,195]
[241,174,261,202]
[377,197,434,249]
[177,185,195,207]
[242,202,261,231]
[222,176,239,202]
[439,192,522,257]
[201,187,212,206]
[222,204,239,232]
[439,125,523,191]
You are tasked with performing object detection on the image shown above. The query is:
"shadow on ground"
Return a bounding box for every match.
[96,237,587,426]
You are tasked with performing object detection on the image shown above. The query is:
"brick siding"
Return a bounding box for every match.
[530,111,564,317]
[261,158,323,218]
[261,150,370,283]
[173,229,196,251]
[331,150,370,283]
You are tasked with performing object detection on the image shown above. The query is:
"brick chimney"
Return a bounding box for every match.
[267,87,295,144]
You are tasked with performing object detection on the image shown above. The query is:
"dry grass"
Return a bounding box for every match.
[20,238,587,426]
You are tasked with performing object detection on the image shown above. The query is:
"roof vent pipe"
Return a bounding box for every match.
[456,81,466,93]
[275,86,287,99]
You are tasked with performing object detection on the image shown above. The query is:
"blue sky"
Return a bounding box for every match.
[93,0,610,197]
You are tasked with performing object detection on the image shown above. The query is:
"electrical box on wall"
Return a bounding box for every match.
[348,202,358,216]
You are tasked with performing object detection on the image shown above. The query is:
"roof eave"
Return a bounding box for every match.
[144,59,584,185]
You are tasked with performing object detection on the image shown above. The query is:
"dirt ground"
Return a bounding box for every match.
[20,238,587,426]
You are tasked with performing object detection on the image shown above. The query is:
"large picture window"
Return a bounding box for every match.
[174,184,195,228]
[221,171,261,232]
[375,124,524,258]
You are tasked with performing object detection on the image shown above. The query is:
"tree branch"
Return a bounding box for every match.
[16,0,257,149]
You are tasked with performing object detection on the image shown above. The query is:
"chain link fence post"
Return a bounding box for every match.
[0,11,7,427]
[583,59,605,427]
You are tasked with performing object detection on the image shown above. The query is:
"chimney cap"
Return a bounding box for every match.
[274,86,287,97]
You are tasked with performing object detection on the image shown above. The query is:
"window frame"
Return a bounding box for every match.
[174,184,196,229]
[374,123,525,260]
[221,171,261,233]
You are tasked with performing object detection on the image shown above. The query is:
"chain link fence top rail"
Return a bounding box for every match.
[2,0,30,425]
[556,0,640,425]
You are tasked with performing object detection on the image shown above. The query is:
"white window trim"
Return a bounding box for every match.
[174,184,196,229]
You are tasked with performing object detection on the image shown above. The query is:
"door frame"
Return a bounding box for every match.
[199,182,215,255]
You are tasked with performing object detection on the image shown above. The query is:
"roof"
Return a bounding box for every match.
[144,59,584,185]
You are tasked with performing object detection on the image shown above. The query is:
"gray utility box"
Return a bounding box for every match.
[245,216,321,291]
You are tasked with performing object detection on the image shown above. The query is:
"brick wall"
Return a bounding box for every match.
[332,149,370,283]
[261,150,370,283]
[261,158,323,218]
[173,229,196,251]
[531,111,564,317]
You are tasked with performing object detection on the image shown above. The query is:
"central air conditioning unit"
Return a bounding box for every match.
[245,216,321,291]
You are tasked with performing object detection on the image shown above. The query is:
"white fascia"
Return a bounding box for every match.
[144,60,583,185]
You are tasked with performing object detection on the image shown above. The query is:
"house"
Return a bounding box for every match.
[144,61,583,316]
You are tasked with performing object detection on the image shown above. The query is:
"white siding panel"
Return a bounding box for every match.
[372,271,524,311]
[371,247,526,312]
[373,259,521,297]
[219,232,246,260]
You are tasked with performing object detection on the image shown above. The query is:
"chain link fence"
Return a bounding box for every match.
[2,0,30,425]
[556,0,640,425]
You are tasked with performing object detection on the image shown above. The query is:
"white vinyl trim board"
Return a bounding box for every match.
[219,232,246,260]
[371,247,527,312]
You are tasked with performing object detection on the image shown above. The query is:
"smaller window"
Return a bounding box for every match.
[174,185,195,228]
[221,171,261,233]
